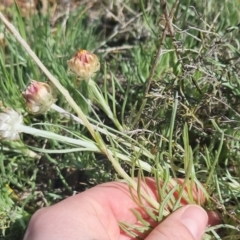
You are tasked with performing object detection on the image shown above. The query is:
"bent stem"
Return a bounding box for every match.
[51,103,155,164]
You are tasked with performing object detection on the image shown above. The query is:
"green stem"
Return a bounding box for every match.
[18,125,99,151]
[89,79,123,132]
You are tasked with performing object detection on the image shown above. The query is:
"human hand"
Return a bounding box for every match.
[24,178,218,240]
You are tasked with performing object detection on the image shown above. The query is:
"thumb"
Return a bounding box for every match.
[146,205,208,240]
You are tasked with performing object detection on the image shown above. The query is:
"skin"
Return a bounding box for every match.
[24,178,219,240]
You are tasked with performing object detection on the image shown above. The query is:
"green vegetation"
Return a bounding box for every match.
[0,0,240,239]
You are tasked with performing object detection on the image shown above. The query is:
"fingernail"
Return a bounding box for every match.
[181,205,208,239]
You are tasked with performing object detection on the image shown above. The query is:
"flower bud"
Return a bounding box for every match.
[22,80,57,115]
[67,49,100,80]
[0,108,23,141]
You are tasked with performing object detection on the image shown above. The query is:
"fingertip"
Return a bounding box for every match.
[146,205,208,240]
[180,205,208,239]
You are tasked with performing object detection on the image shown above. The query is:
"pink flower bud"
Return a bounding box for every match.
[67,49,100,80]
[0,108,23,141]
[22,80,56,115]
